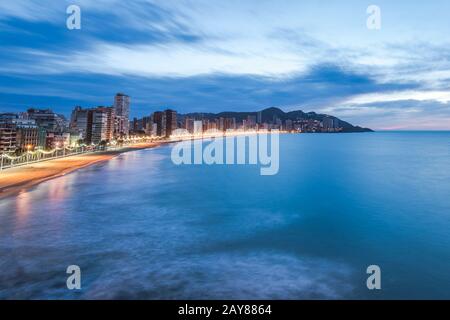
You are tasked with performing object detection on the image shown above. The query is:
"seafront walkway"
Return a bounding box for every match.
[0,137,161,171]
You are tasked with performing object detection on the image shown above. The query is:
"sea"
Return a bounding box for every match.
[0,131,449,299]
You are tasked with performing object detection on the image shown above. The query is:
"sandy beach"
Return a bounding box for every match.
[0,132,281,199]
[0,141,164,199]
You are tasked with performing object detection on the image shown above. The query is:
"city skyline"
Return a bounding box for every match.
[1,90,371,156]
[1,1,450,130]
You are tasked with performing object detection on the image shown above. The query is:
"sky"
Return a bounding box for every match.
[1,0,450,130]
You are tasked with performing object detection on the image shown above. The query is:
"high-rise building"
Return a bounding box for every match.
[114,93,130,136]
[284,119,293,132]
[322,117,339,132]
[184,117,194,133]
[0,113,18,152]
[274,117,282,129]
[87,109,107,145]
[95,106,115,141]
[142,116,152,132]
[80,106,116,145]
[150,123,157,136]
[224,118,236,131]
[193,120,203,134]
[202,119,209,132]
[70,106,89,139]
[247,115,257,129]
[70,106,114,143]
[164,109,177,137]
[257,111,262,124]
[141,116,153,135]
[218,117,225,131]
[152,111,166,137]
[207,120,217,131]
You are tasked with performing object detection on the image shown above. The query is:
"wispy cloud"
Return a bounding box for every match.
[1,0,450,129]
[343,90,450,105]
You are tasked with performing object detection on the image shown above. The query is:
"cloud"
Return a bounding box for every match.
[1,0,450,130]
[321,100,450,130]
[29,40,312,78]
[343,90,450,105]
[1,0,450,84]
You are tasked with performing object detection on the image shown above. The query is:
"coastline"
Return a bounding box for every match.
[0,131,288,199]
[0,141,166,199]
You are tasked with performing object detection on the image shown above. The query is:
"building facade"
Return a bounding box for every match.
[27,108,66,133]
[152,111,166,137]
[164,109,177,137]
[15,119,39,151]
[113,93,130,136]
[85,107,115,145]
[0,113,17,153]
[70,106,89,139]
[193,120,203,134]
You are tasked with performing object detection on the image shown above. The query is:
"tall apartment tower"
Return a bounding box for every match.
[164,109,177,138]
[152,111,166,137]
[193,120,203,134]
[95,106,115,141]
[83,107,115,145]
[184,117,194,133]
[113,93,130,137]
[70,106,89,139]
[257,111,262,124]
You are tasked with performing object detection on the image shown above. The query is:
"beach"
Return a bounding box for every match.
[0,141,164,199]
[0,132,283,199]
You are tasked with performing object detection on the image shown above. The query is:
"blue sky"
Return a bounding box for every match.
[1,0,450,129]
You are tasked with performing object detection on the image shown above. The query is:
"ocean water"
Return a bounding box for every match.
[0,132,449,299]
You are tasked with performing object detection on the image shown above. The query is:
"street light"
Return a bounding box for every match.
[55,142,61,157]
[26,144,32,164]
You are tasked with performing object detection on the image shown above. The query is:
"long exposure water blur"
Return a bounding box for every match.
[1,132,449,299]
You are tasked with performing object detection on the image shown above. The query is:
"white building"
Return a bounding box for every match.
[114,93,130,136]
[193,120,203,134]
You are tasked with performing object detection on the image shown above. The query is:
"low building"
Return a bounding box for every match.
[27,108,66,133]
[15,119,39,151]
[0,113,17,152]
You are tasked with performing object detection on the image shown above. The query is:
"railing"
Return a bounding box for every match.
[0,137,159,171]
[0,131,285,171]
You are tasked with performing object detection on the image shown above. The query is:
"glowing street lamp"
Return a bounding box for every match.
[26,144,33,163]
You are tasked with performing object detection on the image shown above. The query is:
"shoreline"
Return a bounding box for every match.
[0,141,168,199]
[0,131,286,199]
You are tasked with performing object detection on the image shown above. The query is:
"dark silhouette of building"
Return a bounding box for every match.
[164,109,177,137]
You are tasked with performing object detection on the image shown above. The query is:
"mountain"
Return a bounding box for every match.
[180,107,373,133]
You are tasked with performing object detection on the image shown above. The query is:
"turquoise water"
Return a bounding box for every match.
[0,132,449,299]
